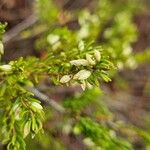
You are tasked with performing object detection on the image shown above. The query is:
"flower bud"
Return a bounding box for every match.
[31,102,43,110]
[78,40,84,51]
[0,64,12,72]
[24,121,31,138]
[122,45,132,56]
[60,75,71,83]
[117,62,124,70]
[86,54,95,65]
[73,69,91,80]
[47,34,60,45]
[126,58,137,69]
[83,138,95,147]
[70,59,89,66]
[94,50,101,62]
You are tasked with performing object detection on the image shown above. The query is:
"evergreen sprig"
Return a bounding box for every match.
[0,0,149,149]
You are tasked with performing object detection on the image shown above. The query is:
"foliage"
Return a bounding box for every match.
[35,0,59,23]
[0,0,150,150]
[0,23,6,40]
[35,0,140,71]
[73,117,132,150]
[63,88,101,113]
[0,23,6,59]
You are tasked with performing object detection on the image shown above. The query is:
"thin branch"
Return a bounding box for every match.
[3,14,38,43]
[26,86,65,113]
[3,14,65,114]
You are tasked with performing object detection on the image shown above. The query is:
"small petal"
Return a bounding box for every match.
[122,45,132,56]
[86,54,96,65]
[73,69,91,80]
[94,50,101,62]
[47,34,60,45]
[70,59,89,66]
[60,75,71,83]
[0,64,12,72]
[78,40,84,51]
[78,26,89,39]
[31,102,43,110]
[126,58,137,69]
[117,62,124,70]
[83,138,95,147]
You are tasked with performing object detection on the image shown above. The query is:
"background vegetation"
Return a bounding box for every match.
[0,0,150,149]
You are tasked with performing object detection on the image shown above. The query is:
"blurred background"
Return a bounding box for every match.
[0,0,150,150]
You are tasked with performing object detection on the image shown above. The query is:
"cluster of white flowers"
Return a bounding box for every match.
[60,69,91,86]
[70,50,101,67]
[78,40,85,51]
[59,50,101,90]
[126,57,137,69]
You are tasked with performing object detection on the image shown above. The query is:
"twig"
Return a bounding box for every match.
[26,86,65,113]
[3,12,67,114]
[3,14,65,114]
[3,14,38,43]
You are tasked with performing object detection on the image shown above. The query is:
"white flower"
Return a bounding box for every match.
[31,102,43,110]
[94,50,101,62]
[73,69,91,80]
[62,123,72,135]
[52,41,61,50]
[0,41,4,54]
[78,25,89,39]
[47,34,60,45]
[70,59,89,66]
[126,58,137,69]
[117,62,124,70]
[60,75,71,83]
[86,54,96,65]
[122,45,132,56]
[83,137,95,147]
[0,64,12,71]
[78,40,85,51]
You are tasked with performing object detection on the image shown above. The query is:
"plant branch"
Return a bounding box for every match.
[26,86,65,113]
[3,14,38,43]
